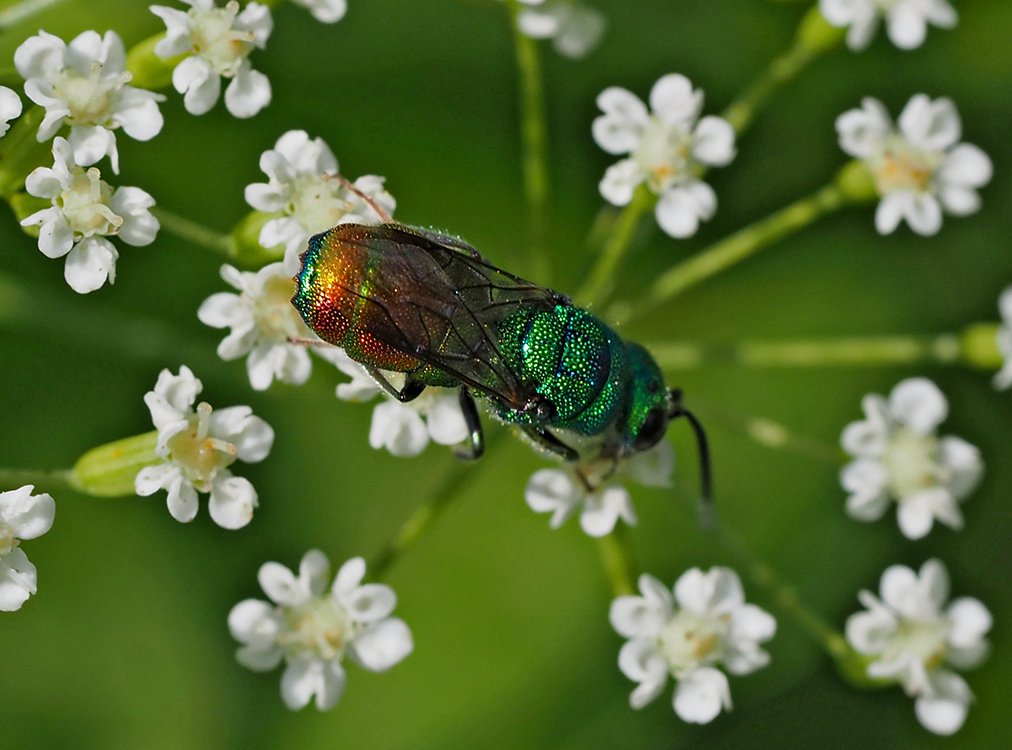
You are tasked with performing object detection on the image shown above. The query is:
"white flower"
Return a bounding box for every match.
[593,73,735,239]
[290,0,346,23]
[134,366,274,529]
[0,485,56,612]
[14,30,164,173]
[840,377,983,539]
[517,1,606,59]
[846,559,991,735]
[20,137,159,294]
[320,350,469,456]
[244,129,396,273]
[819,0,956,51]
[610,568,776,723]
[992,286,1012,390]
[836,95,992,236]
[150,0,273,118]
[524,440,672,537]
[197,262,321,390]
[0,86,23,136]
[228,550,413,710]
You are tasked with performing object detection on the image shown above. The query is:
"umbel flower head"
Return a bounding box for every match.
[150,0,273,118]
[198,262,319,391]
[819,0,956,51]
[0,485,56,612]
[244,129,396,273]
[20,137,159,294]
[836,95,992,236]
[610,567,776,723]
[0,85,23,135]
[846,559,991,735]
[840,377,983,539]
[229,550,413,710]
[327,350,470,458]
[593,73,736,239]
[524,439,673,537]
[134,366,274,529]
[14,29,164,173]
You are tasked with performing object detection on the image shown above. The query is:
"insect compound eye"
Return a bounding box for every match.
[633,407,667,451]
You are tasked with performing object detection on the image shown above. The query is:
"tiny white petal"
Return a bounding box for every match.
[350,618,414,671]
[673,667,731,724]
[208,474,258,530]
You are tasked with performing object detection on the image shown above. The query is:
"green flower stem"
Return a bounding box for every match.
[576,186,654,307]
[370,433,502,578]
[596,525,638,596]
[0,0,67,28]
[0,467,76,493]
[721,7,844,134]
[615,180,850,325]
[646,333,967,371]
[153,206,235,257]
[714,523,877,687]
[506,0,551,283]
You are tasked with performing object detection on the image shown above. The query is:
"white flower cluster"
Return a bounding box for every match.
[15,30,165,173]
[838,378,992,734]
[524,439,672,537]
[820,0,956,51]
[593,73,736,239]
[245,130,396,273]
[150,0,273,118]
[846,560,991,735]
[836,95,991,236]
[840,377,982,539]
[21,137,159,293]
[0,486,55,612]
[229,550,413,710]
[135,366,274,529]
[610,568,775,723]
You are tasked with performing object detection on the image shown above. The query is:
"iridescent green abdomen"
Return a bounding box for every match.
[495,305,627,435]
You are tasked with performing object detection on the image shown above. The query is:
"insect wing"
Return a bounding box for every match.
[330,224,564,409]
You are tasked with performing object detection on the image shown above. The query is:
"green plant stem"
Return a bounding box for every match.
[645,332,964,370]
[506,0,551,283]
[596,525,638,596]
[616,182,846,324]
[722,28,816,134]
[576,186,653,307]
[370,434,502,578]
[0,467,75,492]
[153,206,234,257]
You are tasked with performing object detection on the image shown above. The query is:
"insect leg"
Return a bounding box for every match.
[323,174,393,223]
[521,426,579,462]
[668,388,714,526]
[365,365,426,403]
[454,387,485,460]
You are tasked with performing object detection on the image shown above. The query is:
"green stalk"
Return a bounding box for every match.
[0,0,67,29]
[370,434,502,578]
[0,467,75,493]
[722,7,845,134]
[153,206,234,257]
[596,525,638,596]
[576,186,653,307]
[506,0,551,283]
[616,180,849,325]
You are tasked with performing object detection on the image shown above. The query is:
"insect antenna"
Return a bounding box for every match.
[324,173,393,223]
[668,389,714,526]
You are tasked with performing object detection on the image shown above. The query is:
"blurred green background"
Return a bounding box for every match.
[1,0,1010,747]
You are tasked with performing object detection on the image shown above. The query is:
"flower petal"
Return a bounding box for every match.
[208,475,258,530]
[673,667,731,724]
[888,378,947,434]
[350,617,414,671]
